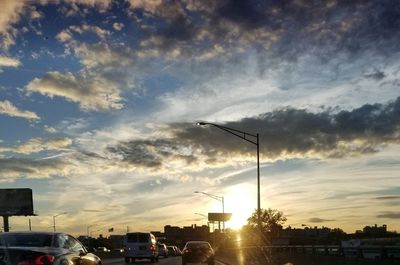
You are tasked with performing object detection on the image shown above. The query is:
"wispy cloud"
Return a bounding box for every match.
[0,100,40,120]
[308,217,335,223]
[0,137,72,154]
[377,212,400,219]
[0,56,21,68]
[26,71,123,111]
[0,157,70,181]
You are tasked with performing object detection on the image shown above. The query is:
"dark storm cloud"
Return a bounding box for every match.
[377,212,400,219]
[107,97,400,168]
[308,217,335,223]
[131,0,400,61]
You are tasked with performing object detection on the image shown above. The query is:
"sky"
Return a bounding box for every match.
[1,0,400,237]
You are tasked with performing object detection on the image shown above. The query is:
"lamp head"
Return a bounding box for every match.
[196,122,206,126]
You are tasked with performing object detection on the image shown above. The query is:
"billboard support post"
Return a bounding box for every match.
[3,216,9,232]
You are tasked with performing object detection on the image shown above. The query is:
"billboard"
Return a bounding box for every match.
[208,212,232,222]
[0,189,34,216]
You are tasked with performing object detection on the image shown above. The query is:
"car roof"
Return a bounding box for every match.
[185,241,210,244]
[0,231,63,236]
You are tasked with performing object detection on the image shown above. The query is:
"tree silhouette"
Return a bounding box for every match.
[247,208,287,236]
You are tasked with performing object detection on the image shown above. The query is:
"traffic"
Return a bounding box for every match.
[0,231,217,265]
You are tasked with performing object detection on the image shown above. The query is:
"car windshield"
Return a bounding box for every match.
[0,234,53,247]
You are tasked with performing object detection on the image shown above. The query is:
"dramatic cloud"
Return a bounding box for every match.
[0,138,72,154]
[0,56,21,68]
[126,0,400,62]
[107,97,400,168]
[0,100,40,120]
[26,71,123,111]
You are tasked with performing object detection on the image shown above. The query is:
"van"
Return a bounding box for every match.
[124,232,159,263]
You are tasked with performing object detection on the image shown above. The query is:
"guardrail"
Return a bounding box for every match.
[261,245,400,259]
[216,245,400,265]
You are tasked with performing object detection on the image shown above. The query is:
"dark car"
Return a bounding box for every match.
[0,231,101,265]
[182,241,214,265]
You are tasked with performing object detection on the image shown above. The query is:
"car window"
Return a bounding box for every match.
[56,234,70,249]
[0,234,52,247]
[126,233,136,242]
[138,234,149,243]
[67,236,85,253]
[126,233,151,243]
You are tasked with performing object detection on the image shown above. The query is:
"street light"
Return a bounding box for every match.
[53,212,67,232]
[194,191,225,230]
[86,224,99,251]
[194,191,224,213]
[87,224,98,237]
[196,122,261,232]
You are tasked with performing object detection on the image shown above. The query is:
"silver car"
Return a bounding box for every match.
[158,243,169,258]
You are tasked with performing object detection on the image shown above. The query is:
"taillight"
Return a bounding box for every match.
[18,255,55,265]
[35,255,55,265]
[150,245,156,251]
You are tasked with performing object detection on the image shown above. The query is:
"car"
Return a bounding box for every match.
[157,243,169,258]
[174,246,182,256]
[0,231,102,265]
[167,245,176,256]
[96,246,110,252]
[124,232,158,263]
[182,241,214,265]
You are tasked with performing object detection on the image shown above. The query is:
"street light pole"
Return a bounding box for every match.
[196,122,261,234]
[194,191,224,212]
[194,191,225,231]
[53,212,67,232]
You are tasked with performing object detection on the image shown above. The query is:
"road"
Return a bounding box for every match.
[102,257,225,265]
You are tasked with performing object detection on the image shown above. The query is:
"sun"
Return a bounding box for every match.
[224,184,255,229]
